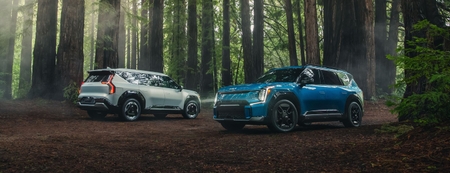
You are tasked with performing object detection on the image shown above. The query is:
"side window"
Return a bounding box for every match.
[162,76,179,89]
[116,71,139,85]
[336,72,350,86]
[321,70,343,85]
[148,75,164,87]
[311,69,321,84]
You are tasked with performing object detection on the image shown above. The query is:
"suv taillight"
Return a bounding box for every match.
[78,82,84,94]
[101,75,115,94]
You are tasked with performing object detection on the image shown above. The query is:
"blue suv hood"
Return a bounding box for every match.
[218,82,291,93]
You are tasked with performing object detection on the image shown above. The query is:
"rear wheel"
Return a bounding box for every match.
[267,99,298,132]
[221,122,245,131]
[87,111,107,120]
[182,100,199,119]
[342,101,362,127]
[154,114,167,119]
[119,98,141,121]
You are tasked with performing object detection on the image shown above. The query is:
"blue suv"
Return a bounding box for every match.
[213,65,364,132]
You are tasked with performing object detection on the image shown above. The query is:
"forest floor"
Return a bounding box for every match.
[0,99,449,172]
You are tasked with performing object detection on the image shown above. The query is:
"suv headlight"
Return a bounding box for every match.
[257,87,273,102]
[213,93,218,105]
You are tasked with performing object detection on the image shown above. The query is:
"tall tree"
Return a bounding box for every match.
[374,0,390,93]
[118,1,126,68]
[138,0,150,70]
[185,0,198,90]
[56,0,85,100]
[241,0,253,83]
[19,0,35,97]
[4,0,19,99]
[323,0,376,99]
[296,0,306,65]
[148,0,164,72]
[222,0,232,86]
[95,0,120,69]
[29,0,58,98]
[131,0,137,69]
[285,0,298,66]
[304,0,320,65]
[89,2,96,70]
[383,0,400,93]
[400,0,445,120]
[168,0,186,83]
[253,0,264,78]
[200,0,215,96]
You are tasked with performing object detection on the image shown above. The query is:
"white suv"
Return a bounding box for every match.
[77,68,201,121]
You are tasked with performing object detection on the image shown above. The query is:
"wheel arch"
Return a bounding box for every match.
[184,95,201,112]
[345,94,364,116]
[268,91,301,117]
[118,90,146,110]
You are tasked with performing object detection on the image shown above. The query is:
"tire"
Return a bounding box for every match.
[220,122,245,131]
[119,98,141,121]
[154,114,167,119]
[342,101,363,127]
[87,111,107,120]
[182,100,199,119]
[267,99,298,132]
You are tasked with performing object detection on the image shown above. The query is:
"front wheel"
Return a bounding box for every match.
[220,122,245,131]
[87,111,107,120]
[267,99,298,133]
[119,98,141,121]
[182,100,199,119]
[342,101,362,127]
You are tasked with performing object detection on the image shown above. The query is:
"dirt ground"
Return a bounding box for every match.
[0,99,449,172]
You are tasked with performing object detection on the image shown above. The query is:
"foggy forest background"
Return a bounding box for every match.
[0,0,449,116]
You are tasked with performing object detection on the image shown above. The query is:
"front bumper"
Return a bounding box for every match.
[213,100,268,124]
[77,97,117,112]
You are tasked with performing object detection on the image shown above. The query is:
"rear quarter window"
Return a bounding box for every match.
[85,73,111,82]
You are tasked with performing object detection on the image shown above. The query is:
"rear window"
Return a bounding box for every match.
[85,72,112,82]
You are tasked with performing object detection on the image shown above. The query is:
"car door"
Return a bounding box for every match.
[319,70,347,111]
[160,76,184,109]
[297,68,329,114]
[138,73,166,109]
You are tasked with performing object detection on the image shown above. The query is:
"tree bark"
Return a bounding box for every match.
[131,0,137,69]
[95,0,120,69]
[56,0,85,100]
[323,0,376,99]
[148,0,164,72]
[296,0,306,65]
[222,0,232,86]
[285,0,298,66]
[200,0,215,97]
[4,0,19,99]
[118,1,126,68]
[138,0,150,70]
[241,0,253,83]
[304,0,320,65]
[185,0,198,90]
[19,0,35,98]
[89,3,96,70]
[253,0,264,79]
[29,0,58,99]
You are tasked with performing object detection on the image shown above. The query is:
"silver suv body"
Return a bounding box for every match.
[78,68,201,121]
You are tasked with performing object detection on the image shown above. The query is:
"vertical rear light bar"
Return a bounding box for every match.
[101,74,116,94]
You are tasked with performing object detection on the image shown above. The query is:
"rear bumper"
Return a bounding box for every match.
[77,97,117,112]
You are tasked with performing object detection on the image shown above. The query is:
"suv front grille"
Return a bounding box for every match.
[216,100,249,119]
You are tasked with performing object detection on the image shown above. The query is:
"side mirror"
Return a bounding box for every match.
[178,85,183,90]
[299,69,314,86]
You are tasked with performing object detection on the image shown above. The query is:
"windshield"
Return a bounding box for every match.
[255,68,304,83]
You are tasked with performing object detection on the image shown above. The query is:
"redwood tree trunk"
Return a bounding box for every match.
[253,0,264,79]
[4,0,19,99]
[138,0,150,70]
[185,0,198,90]
[200,0,214,96]
[296,0,306,65]
[304,0,320,65]
[29,0,58,99]
[241,0,253,83]
[19,0,34,97]
[221,0,232,86]
[285,0,298,66]
[148,0,164,72]
[131,0,137,69]
[95,0,120,69]
[56,0,85,100]
[323,0,376,99]
[118,1,126,68]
